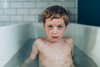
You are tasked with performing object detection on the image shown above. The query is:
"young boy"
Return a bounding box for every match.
[22,5,75,67]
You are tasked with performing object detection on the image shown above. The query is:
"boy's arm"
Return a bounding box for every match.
[66,37,74,57]
[21,39,39,67]
[71,38,74,57]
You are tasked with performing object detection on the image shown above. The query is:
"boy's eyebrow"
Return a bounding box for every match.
[58,24,65,25]
[47,24,65,26]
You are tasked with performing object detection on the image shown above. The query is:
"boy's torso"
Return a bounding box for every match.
[36,38,74,67]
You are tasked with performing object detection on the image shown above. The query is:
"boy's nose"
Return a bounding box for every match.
[52,27,58,34]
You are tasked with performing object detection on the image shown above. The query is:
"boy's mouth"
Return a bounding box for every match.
[52,36,59,39]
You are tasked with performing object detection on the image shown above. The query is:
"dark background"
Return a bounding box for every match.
[78,0,100,26]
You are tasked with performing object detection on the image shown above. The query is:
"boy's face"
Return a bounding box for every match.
[44,17,66,42]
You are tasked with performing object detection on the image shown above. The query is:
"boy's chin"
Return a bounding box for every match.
[46,37,62,43]
[49,39,60,43]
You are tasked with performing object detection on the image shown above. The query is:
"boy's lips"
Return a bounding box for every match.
[52,36,59,39]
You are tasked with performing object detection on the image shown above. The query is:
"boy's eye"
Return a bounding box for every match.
[57,25,63,29]
[48,25,53,29]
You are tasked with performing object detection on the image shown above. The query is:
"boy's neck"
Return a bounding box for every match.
[45,37,65,44]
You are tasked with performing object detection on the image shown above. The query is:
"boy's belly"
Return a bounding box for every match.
[39,58,74,67]
[39,62,75,67]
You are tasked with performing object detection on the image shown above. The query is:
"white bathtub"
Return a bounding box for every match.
[1,23,100,67]
[0,23,31,67]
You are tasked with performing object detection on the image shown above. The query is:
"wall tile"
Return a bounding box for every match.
[69,8,77,14]
[0,16,10,21]
[0,2,10,8]
[10,2,23,8]
[30,9,43,15]
[0,2,3,8]
[62,2,77,8]
[4,9,16,15]
[36,2,49,8]
[0,9,3,15]
[23,2,36,8]
[10,16,22,21]
[48,2,62,6]
[0,0,77,25]
[17,9,29,15]
[23,15,35,22]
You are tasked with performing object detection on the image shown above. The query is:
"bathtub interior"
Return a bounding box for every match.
[4,38,97,67]
[4,23,99,67]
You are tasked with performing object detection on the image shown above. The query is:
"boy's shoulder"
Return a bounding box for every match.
[33,38,47,49]
[34,38,46,45]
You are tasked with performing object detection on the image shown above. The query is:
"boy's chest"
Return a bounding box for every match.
[39,43,71,60]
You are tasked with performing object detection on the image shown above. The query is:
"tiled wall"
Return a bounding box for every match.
[0,0,77,26]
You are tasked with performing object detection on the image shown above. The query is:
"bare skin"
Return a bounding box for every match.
[28,37,74,67]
